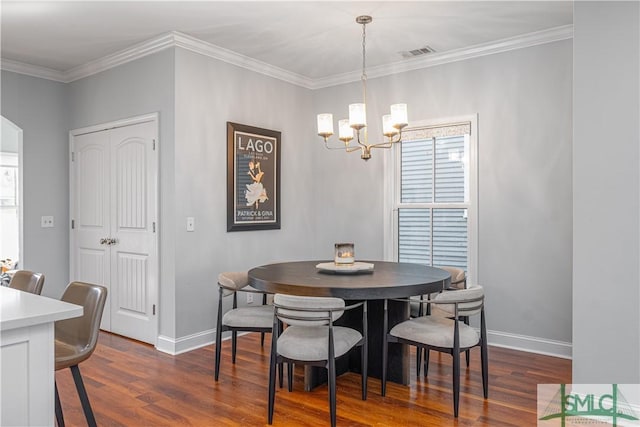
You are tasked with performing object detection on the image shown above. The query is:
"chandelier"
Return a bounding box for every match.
[316,15,408,161]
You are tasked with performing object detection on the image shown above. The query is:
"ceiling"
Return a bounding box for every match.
[1,1,573,81]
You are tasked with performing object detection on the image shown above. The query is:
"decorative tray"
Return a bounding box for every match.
[316,262,374,274]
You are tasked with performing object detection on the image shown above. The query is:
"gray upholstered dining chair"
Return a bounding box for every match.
[411,266,467,376]
[268,294,368,427]
[8,270,45,295]
[382,285,488,417]
[54,281,108,427]
[410,266,466,317]
[215,272,274,381]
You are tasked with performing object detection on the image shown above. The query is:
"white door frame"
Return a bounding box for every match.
[1,116,24,268]
[69,112,159,344]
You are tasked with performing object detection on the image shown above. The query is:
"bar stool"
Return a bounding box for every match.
[54,281,108,427]
[8,270,45,295]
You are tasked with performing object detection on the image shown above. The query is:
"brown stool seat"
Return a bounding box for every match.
[55,340,92,370]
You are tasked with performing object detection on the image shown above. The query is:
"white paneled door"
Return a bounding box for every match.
[71,116,158,345]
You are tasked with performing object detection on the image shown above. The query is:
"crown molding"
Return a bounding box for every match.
[0,58,66,82]
[311,24,574,89]
[1,24,572,88]
[171,31,314,89]
[64,32,176,83]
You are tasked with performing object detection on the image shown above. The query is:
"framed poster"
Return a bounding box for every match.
[227,122,281,231]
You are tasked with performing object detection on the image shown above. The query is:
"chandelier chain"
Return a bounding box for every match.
[361,21,367,82]
[361,20,368,145]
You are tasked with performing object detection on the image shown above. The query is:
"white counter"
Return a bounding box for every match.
[1,286,82,426]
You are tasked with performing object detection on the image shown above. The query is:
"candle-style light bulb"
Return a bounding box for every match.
[349,103,366,130]
[382,115,399,137]
[317,113,334,138]
[338,119,354,142]
[390,103,408,129]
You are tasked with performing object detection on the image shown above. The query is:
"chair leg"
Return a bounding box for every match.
[214,324,223,381]
[381,302,389,397]
[481,341,489,398]
[231,331,238,364]
[215,287,225,381]
[267,352,277,424]
[328,357,337,427]
[424,348,430,377]
[416,347,422,377]
[481,310,489,398]
[278,362,284,388]
[54,381,65,427]
[287,363,294,392]
[70,365,97,427]
[452,351,460,418]
[261,294,267,348]
[361,344,368,400]
[464,316,471,367]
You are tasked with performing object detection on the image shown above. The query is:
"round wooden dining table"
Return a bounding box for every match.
[248,260,450,388]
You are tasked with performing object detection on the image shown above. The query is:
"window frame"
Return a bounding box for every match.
[384,115,478,284]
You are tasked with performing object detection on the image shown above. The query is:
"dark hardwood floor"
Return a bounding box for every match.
[54,331,571,426]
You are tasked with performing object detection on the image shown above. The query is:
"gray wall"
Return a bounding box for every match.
[573,2,640,382]
[314,40,574,345]
[174,48,315,337]
[67,49,177,339]
[1,71,69,298]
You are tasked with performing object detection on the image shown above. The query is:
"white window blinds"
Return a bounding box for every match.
[397,122,471,271]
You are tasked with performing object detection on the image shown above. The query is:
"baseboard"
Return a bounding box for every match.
[487,329,572,359]
[156,329,216,356]
[156,327,572,360]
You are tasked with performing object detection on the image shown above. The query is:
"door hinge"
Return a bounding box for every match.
[152,139,156,151]
[153,304,156,315]
[71,152,75,162]
[152,222,156,233]
[71,219,75,229]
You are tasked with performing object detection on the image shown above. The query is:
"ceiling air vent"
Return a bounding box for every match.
[400,46,436,59]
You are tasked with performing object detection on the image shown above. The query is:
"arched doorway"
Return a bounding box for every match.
[1,116,23,275]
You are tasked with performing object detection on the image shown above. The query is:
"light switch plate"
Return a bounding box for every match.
[186,217,195,232]
[41,216,54,228]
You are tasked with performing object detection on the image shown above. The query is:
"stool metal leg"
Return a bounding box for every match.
[70,365,97,427]
[54,381,65,427]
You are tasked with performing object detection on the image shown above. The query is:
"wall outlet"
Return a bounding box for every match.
[41,216,54,228]
[246,293,254,304]
[186,217,195,232]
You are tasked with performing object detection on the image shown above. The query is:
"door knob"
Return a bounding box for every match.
[100,238,108,245]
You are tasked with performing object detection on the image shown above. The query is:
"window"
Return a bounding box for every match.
[392,117,477,280]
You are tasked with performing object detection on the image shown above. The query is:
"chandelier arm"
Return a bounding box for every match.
[368,129,404,149]
[370,141,394,149]
[323,139,363,153]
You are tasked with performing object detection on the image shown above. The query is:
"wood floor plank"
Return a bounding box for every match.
[54,331,571,426]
